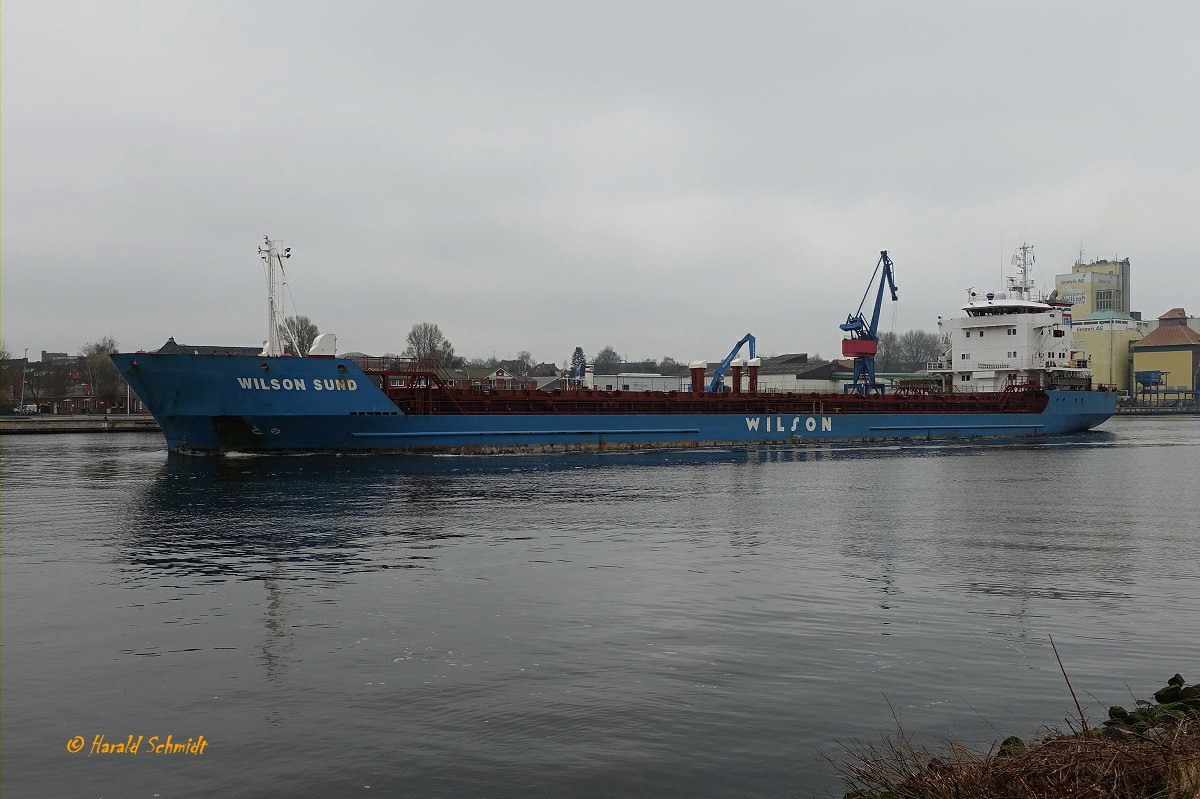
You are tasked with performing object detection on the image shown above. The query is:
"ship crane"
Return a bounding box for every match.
[708,333,756,392]
[840,250,898,395]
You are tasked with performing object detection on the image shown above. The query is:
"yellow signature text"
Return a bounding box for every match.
[66,734,209,755]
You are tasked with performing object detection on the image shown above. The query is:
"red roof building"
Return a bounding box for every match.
[1133,308,1200,349]
[1131,308,1200,392]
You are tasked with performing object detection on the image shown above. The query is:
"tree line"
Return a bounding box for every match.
[0,315,324,411]
[874,330,943,373]
[1,336,125,409]
[376,322,694,376]
[389,322,943,377]
[1,320,945,410]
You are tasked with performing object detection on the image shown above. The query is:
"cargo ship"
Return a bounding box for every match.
[111,238,1116,455]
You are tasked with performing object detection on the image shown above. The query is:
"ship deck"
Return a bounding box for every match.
[373,385,1053,416]
[351,355,1058,416]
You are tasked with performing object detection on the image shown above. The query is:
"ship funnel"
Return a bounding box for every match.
[747,357,761,393]
[689,360,707,394]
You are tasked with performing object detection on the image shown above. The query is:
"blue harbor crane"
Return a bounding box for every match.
[840,251,898,395]
[708,333,756,392]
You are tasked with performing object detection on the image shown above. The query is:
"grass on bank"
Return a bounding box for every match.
[836,673,1200,799]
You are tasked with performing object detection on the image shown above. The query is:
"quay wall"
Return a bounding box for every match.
[1115,405,1199,415]
[1,415,161,435]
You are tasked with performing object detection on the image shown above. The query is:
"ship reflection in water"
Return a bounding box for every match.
[121,454,477,581]
[118,431,1122,581]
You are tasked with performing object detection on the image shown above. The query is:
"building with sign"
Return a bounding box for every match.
[586,373,685,392]
[1054,257,1132,318]
[1070,310,1150,391]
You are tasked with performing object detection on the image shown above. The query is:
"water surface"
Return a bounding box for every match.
[3,417,1198,797]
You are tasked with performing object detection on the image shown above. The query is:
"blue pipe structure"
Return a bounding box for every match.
[707,334,756,393]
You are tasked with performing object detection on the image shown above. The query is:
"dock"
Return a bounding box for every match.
[1,414,162,435]
[1116,405,1199,415]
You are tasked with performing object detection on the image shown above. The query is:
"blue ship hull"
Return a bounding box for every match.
[112,353,1117,455]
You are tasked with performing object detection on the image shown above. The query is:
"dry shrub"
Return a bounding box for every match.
[837,710,1200,799]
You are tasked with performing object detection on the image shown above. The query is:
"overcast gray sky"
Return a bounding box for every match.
[4,1,1199,365]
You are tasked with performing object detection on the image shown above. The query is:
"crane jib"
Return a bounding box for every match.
[842,250,898,395]
[706,333,757,394]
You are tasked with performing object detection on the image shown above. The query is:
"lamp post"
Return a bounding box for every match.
[19,348,28,408]
[1108,320,1114,386]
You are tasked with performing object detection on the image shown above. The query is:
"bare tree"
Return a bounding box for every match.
[874,331,900,372]
[513,350,535,375]
[80,336,123,407]
[896,330,942,372]
[658,356,687,376]
[403,323,463,367]
[593,346,622,373]
[24,362,72,404]
[282,315,320,355]
[0,342,15,407]
[867,330,939,373]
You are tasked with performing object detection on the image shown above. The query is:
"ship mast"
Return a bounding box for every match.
[257,235,291,357]
[1008,241,1036,301]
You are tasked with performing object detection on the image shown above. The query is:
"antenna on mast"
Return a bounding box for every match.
[257,235,292,357]
[1008,241,1035,301]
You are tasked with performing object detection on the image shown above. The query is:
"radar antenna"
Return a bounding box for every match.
[1008,241,1035,301]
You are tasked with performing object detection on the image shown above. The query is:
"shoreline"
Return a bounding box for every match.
[839,674,1200,799]
[1,414,161,435]
[1116,405,1199,415]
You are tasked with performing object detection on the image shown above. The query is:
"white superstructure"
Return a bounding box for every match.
[928,243,1093,392]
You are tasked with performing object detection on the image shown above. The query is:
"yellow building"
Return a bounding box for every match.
[1055,257,1131,318]
[1071,311,1149,391]
[1131,308,1200,393]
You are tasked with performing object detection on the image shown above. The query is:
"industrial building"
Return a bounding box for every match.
[586,355,859,394]
[1131,308,1200,399]
[1054,255,1153,392]
[1069,311,1150,391]
[1055,256,1133,317]
[586,372,685,392]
